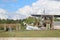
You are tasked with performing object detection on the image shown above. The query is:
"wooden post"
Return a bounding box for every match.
[40,15,43,26]
[16,26,18,31]
[52,15,54,29]
[50,15,54,29]
[18,24,21,31]
[9,26,12,32]
[16,24,18,31]
[4,24,6,31]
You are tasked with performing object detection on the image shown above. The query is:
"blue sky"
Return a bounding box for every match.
[0,0,37,12]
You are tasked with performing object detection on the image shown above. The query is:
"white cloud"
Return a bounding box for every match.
[11,0,60,20]
[32,0,60,15]
[11,13,30,20]
[46,1,60,15]
[12,0,46,20]
[0,8,7,14]
[17,5,32,15]
[0,8,8,19]
[11,5,32,20]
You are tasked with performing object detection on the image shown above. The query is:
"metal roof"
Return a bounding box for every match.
[31,14,60,17]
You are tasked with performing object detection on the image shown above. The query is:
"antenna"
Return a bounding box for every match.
[43,9,45,15]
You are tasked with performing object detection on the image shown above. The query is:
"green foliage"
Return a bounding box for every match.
[54,17,60,21]
[0,19,22,24]
[23,17,40,24]
[0,19,7,24]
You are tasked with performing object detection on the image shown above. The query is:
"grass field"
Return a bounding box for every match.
[0,30,60,37]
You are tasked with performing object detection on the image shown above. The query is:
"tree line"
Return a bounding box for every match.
[0,19,23,24]
[0,17,40,24]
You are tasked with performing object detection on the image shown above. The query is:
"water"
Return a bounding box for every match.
[54,22,60,26]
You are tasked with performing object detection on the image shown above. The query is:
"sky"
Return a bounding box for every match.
[0,0,37,12]
[0,0,60,20]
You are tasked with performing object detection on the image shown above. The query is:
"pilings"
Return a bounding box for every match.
[16,24,21,31]
[3,24,21,31]
[9,26,12,32]
[4,24,7,31]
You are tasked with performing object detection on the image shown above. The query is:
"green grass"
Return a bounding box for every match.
[0,30,60,37]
